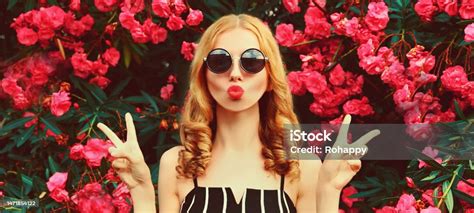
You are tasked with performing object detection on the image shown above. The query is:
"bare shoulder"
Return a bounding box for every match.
[160,145,184,165]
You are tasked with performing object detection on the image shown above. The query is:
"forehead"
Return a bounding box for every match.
[213,28,260,56]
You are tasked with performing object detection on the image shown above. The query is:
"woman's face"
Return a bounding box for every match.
[205,27,270,112]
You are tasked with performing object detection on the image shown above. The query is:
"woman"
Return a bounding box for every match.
[97,14,380,212]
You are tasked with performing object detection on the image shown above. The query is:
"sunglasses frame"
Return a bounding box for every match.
[203,48,269,74]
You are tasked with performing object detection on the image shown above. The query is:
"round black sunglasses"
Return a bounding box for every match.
[203,48,269,74]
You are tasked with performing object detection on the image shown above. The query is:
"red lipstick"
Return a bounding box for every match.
[227,85,244,100]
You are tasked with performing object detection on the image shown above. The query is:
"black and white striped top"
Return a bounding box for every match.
[180,175,297,213]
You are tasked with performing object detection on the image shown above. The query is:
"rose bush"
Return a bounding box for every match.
[0,0,473,212]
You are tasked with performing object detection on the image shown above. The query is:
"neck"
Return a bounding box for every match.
[213,102,262,154]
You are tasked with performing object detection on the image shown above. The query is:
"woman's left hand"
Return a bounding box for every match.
[318,114,380,192]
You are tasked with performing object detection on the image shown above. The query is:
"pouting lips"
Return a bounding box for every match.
[227,85,244,100]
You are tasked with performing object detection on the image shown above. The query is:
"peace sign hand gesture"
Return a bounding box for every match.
[319,114,380,191]
[97,112,151,189]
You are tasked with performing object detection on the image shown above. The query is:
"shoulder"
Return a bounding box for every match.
[160,145,184,165]
[158,145,184,194]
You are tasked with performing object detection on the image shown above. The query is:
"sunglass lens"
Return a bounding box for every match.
[241,49,266,73]
[206,49,231,73]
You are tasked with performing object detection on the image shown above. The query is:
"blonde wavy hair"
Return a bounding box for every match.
[177,14,300,180]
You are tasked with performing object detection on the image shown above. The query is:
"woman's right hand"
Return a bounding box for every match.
[97,112,152,189]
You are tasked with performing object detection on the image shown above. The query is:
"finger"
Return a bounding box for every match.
[97,123,123,148]
[125,112,137,143]
[335,114,351,145]
[112,158,129,169]
[352,129,380,147]
[347,159,361,173]
[109,147,139,163]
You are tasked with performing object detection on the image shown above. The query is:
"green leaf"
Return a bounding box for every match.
[453,189,474,205]
[453,99,466,120]
[350,187,383,198]
[47,0,58,5]
[140,90,159,112]
[407,147,451,173]
[110,76,132,97]
[24,0,36,11]
[5,183,22,198]
[82,83,107,104]
[21,174,33,195]
[442,181,454,213]
[0,117,33,134]
[421,170,440,181]
[123,44,131,68]
[16,125,35,147]
[48,156,60,174]
[39,117,62,135]
[433,187,440,206]
[7,0,18,10]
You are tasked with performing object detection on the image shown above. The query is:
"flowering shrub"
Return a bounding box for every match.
[0,0,473,212]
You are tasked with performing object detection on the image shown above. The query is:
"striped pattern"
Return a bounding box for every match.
[180,175,296,213]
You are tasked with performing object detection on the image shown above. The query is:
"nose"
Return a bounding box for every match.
[229,57,243,82]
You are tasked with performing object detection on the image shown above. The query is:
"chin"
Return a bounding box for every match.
[216,98,259,112]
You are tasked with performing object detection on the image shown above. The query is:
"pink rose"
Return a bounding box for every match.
[287,71,307,96]
[364,2,389,31]
[102,47,120,66]
[152,0,172,18]
[375,206,398,213]
[421,206,441,213]
[438,0,458,16]
[406,177,416,188]
[283,0,301,13]
[460,0,474,19]
[46,172,68,192]
[304,7,331,39]
[69,143,84,160]
[69,0,81,11]
[37,28,55,41]
[83,138,113,167]
[275,23,295,47]
[92,58,110,75]
[395,194,417,212]
[119,11,139,30]
[329,64,346,86]
[95,0,117,12]
[160,83,174,100]
[341,186,362,208]
[171,0,187,16]
[16,27,38,46]
[166,14,184,31]
[143,18,168,44]
[415,0,438,22]
[418,146,443,168]
[441,65,468,92]
[167,74,177,84]
[304,71,327,95]
[13,92,31,110]
[1,77,23,96]
[51,91,71,117]
[180,41,197,61]
[50,189,70,202]
[130,26,149,43]
[71,52,93,79]
[457,179,474,196]
[465,23,474,42]
[186,9,203,26]
[89,75,111,89]
[343,97,374,116]
[121,0,145,13]
[71,182,115,213]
